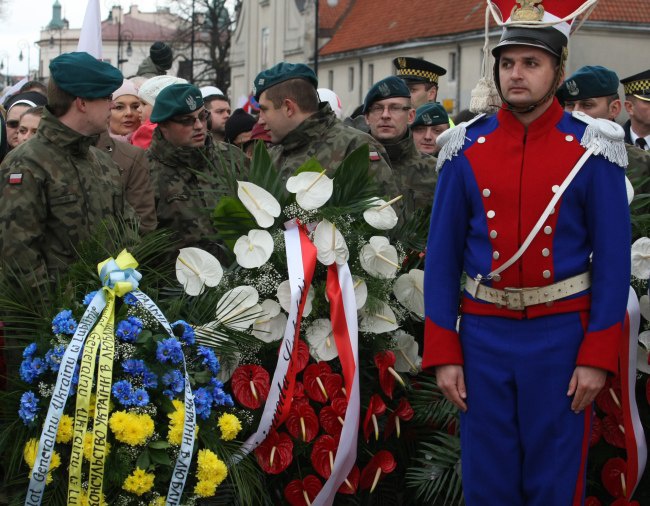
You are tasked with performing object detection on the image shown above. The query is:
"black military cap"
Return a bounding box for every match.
[557,66,620,102]
[621,69,650,102]
[252,62,318,101]
[392,57,446,85]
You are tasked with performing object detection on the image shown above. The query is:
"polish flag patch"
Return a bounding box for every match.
[9,173,23,185]
[369,151,381,161]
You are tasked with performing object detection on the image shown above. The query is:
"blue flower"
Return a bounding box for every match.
[162,370,184,399]
[143,371,158,389]
[116,316,144,343]
[83,291,98,305]
[122,359,146,375]
[45,345,66,372]
[123,292,139,306]
[209,378,233,407]
[172,320,195,345]
[132,388,150,407]
[156,338,184,365]
[22,343,37,359]
[193,387,213,420]
[52,309,78,335]
[18,391,40,425]
[69,364,80,395]
[19,357,46,384]
[197,346,220,376]
[112,380,134,406]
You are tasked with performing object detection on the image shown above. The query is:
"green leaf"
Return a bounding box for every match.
[212,196,257,250]
[248,141,288,204]
[136,329,153,344]
[136,450,151,470]
[149,448,172,466]
[329,144,379,208]
[148,440,171,450]
[293,157,324,175]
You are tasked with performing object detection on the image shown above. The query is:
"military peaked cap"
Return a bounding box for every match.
[621,69,650,102]
[393,57,446,85]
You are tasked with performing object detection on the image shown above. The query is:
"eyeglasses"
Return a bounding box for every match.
[6,120,19,129]
[168,109,210,127]
[367,104,411,116]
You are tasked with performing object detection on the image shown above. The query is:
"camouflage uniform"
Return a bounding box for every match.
[270,104,397,196]
[147,128,247,256]
[0,108,127,285]
[381,129,437,215]
[96,131,157,234]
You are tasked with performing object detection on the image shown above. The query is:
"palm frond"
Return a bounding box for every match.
[330,145,380,207]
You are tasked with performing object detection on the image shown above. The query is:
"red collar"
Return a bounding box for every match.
[497,98,564,140]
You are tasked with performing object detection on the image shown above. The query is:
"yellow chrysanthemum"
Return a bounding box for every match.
[217,413,242,441]
[149,497,166,506]
[122,467,155,496]
[23,439,61,485]
[109,411,154,446]
[194,479,217,498]
[79,489,107,506]
[83,432,111,460]
[196,449,228,485]
[167,400,198,445]
[56,414,74,444]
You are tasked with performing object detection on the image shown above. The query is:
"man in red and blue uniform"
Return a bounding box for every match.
[423,1,631,504]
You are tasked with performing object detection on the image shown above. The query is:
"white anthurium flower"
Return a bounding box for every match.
[391,330,420,374]
[175,247,223,296]
[393,269,425,317]
[237,181,281,228]
[306,318,339,362]
[234,229,274,269]
[215,286,262,330]
[286,170,334,210]
[631,237,650,279]
[252,299,287,343]
[638,330,650,374]
[359,236,400,279]
[353,276,368,310]
[358,301,399,334]
[640,295,650,321]
[218,352,241,382]
[363,197,400,230]
[313,219,350,266]
[626,176,634,205]
[277,280,315,317]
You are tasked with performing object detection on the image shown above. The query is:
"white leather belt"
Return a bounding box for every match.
[465,272,591,311]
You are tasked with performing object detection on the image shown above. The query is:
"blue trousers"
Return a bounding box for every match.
[459,312,591,506]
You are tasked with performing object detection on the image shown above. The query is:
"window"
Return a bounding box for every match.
[449,52,457,82]
[368,63,374,86]
[348,66,354,92]
[261,27,270,70]
[328,70,334,90]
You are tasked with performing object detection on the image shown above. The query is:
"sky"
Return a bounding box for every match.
[0,0,168,77]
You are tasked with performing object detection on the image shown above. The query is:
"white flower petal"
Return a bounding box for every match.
[363,198,399,230]
[637,344,650,374]
[234,229,274,269]
[216,286,259,327]
[391,330,420,373]
[640,295,650,322]
[306,318,339,361]
[359,236,400,279]
[631,237,650,279]
[359,301,399,334]
[237,181,281,228]
[253,312,287,343]
[175,247,223,296]
[313,219,350,266]
[393,269,425,317]
[277,280,315,317]
[286,171,334,210]
[353,276,368,310]
[626,176,634,206]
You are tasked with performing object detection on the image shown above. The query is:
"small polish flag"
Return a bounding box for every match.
[9,173,23,184]
[369,151,381,161]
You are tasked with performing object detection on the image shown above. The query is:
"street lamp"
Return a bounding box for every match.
[18,40,31,80]
[314,0,339,77]
[189,0,206,84]
[118,28,134,70]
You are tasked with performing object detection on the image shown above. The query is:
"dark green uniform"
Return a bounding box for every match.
[0,108,127,284]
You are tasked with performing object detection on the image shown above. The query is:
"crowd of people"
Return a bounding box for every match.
[0,0,650,502]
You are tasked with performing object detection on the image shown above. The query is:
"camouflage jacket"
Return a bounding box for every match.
[270,104,397,196]
[96,131,157,234]
[381,130,437,215]
[147,129,247,256]
[0,108,126,283]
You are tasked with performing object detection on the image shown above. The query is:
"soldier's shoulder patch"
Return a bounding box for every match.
[369,151,381,161]
[9,173,23,185]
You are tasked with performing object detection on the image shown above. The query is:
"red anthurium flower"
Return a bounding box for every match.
[286,403,319,442]
[254,430,294,474]
[232,364,270,409]
[363,394,387,442]
[337,465,360,495]
[293,381,310,407]
[601,457,627,498]
[584,497,602,506]
[384,397,415,439]
[311,434,339,479]
[320,397,348,436]
[284,475,323,506]
[293,339,310,373]
[303,362,333,403]
[595,376,622,416]
[590,414,602,448]
[360,450,397,493]
[602,414,626,449]
[374,351,405,399]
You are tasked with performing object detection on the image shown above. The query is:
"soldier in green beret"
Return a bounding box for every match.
[410,102,450,155]
[557,65,650,238]
[252,62,396,196]
[147,83,247,259]
[363,76,437,217]
[0,51,128,288]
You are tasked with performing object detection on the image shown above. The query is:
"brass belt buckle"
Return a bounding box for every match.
[504,287,525,310]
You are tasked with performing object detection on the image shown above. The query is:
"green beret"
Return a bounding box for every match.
[49,52,123,98]
[411,103,449,128]
[253,62,318,100]
[392,57,446,85]
[150,83,204,123]
[557,66,620,102]
[363,76,411,113]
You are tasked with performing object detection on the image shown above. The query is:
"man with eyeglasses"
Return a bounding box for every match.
[252,62,395,195]
[147,82,246,258]
[0,51,127,289]
[363,76,437,217]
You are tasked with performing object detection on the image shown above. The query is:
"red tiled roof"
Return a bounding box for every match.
[102,16,177,42]
[320,0,353,31]
[320,0,650,56]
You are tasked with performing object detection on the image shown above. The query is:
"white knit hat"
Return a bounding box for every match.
[138,75,188,106]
